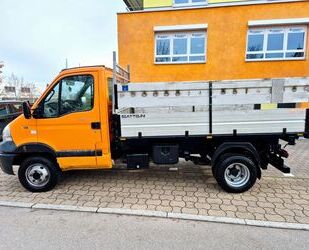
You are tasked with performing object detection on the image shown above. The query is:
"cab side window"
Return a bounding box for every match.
[41,75,94,118]
[60,75,94,116]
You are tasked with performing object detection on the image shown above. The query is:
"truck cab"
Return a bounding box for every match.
[0,66,114,192]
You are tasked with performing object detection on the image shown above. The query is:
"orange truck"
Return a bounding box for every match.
[0,57,308,193]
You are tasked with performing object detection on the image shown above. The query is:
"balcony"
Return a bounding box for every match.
[123,0,143,11]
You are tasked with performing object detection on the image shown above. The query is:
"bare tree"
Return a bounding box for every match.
[0,62,4,85]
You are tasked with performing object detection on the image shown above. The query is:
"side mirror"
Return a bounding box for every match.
[22,101,31,119]
[32,106,42,119]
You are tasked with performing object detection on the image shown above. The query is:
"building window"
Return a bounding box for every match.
[246,26,307,61]
[155,31,206,64]
[174,0,207,6]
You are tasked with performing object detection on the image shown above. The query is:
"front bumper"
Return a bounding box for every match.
[0,141,17,175]
[0,153,16,175]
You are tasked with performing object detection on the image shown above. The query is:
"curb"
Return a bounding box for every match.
[244,219,309,231]
[0,201,308,231]
[0,200,34,208]
[32,203,98,213]
[168,212,246,225]
[97,207,167,218]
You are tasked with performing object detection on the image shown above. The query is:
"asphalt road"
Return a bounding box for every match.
[0,207,308,250]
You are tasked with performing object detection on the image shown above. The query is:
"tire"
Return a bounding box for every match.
[18,156,61,192]
[213,155,257,193]
[212,153,234,181]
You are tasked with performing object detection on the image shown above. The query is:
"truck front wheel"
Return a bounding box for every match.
[18,156,61,192]
[213,155,257,193]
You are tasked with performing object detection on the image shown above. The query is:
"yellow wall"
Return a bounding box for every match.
[209,0,243,3]
[118,1,309,83]
[144,0,172,8]
[144,0,249,8]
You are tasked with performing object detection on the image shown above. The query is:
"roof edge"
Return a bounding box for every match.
[118,0,305,15]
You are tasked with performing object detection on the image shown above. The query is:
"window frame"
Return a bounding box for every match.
[36,74,95,119]
[154,31,207,65]
[245,25,308,62]
[173,0,208,7]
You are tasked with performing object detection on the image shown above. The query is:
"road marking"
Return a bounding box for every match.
[0,201,308,231]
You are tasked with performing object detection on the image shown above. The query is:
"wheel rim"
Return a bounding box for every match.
[224,163,250,188]
[25,164,50,188]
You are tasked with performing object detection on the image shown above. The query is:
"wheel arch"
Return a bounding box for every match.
[13,143,60,170]
[212,142,262,179]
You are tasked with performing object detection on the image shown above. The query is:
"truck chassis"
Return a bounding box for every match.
[110,54,309,192]
[0,55,307,193]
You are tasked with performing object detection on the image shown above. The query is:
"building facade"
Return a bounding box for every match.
[119,0,309,82]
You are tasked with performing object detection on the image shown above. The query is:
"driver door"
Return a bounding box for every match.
[35,73,102,170]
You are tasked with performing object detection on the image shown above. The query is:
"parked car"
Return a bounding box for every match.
[0,101,23,141]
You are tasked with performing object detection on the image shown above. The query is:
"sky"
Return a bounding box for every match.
[0,0,126,90]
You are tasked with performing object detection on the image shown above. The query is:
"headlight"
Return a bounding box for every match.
[2,125,12,142]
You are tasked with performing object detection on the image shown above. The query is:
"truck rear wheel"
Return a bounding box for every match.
[18,156,61,192]
[213,155,257,193]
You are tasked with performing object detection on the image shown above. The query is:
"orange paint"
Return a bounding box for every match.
[10,67,113,170]
[118,1,309,82]
[298,102,309,109]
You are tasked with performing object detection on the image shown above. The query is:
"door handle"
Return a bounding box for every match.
[91,122,101,130]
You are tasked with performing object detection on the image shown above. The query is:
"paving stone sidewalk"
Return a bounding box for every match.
[0,139,308,224]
